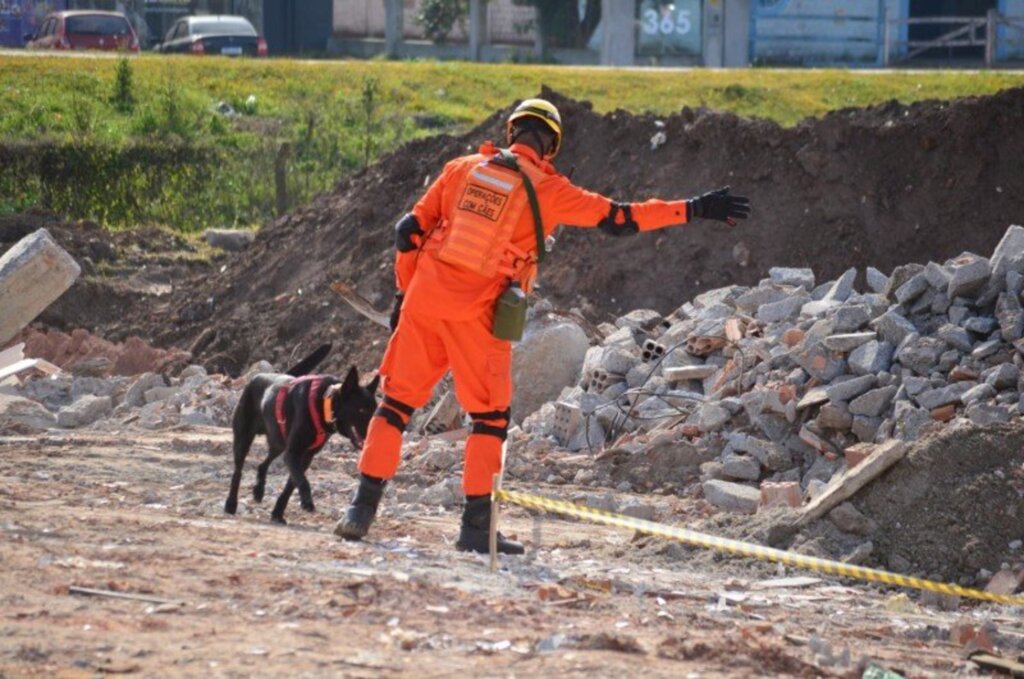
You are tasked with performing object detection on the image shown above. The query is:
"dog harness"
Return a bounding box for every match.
[274,376,338,450]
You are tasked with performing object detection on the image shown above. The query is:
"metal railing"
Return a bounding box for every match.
[883,9,1024,66]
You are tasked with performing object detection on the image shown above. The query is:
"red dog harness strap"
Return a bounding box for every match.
[274,376,333,450]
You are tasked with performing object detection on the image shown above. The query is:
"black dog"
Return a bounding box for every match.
[224,344,379,524]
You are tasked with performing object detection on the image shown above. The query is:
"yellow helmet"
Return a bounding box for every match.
[507,98,563,158]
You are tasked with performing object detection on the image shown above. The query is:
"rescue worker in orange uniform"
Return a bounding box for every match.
[335,98,750,554]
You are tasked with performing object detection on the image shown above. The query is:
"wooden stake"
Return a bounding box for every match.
[489,472,501,572]
[489,440,509,573]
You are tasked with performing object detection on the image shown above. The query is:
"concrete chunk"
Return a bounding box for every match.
[757,293,809,324]
[849,386,898,417]
[702,479,760,514]
[937,323,973,352]
[823,332,876,352]
[664,365,718,382]
[825,374,876,402]
[916,382,975,410]
[872,310,916,345]
[894,273,930,305]
[832,305,871,333]
[0,393,57,431]
[990,225,1024,280]
[722,453,761,481]
[56,395,112,428]
[768,267,815,290]
[848,340,894,376]
[865,267,889,294]
[0,228,82,346]
[947,256,992,299]
[822,268,858,303]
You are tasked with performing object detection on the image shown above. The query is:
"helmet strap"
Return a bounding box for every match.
[510,125,552,158]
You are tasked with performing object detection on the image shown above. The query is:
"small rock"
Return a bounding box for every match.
[204,228,255,251]
[829,502,877,536]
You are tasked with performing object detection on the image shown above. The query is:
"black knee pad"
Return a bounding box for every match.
[469,408,511,441]
[375,396,416,432]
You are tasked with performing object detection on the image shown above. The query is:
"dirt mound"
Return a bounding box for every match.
[142,85,1024,375]
[11,87,1024,375]
[855,423,1024,584]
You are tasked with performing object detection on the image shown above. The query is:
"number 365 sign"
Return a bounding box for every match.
[636,0,702,56]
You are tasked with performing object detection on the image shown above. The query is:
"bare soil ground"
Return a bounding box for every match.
[3,430,1022,677]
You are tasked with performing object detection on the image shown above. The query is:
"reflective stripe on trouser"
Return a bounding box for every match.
[358,305,512,491]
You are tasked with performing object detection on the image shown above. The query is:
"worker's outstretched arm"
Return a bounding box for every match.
[545,176,750,235]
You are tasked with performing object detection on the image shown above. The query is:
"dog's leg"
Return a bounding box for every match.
[270,477,294,525]
[225,384,260,515]
[286,446,317,513]
[254,444,284,503]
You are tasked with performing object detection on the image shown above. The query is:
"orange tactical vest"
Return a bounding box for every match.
[426,151,547,288]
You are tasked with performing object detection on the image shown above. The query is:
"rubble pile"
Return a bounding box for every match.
[513,224,1024,517]
[1,363,240,432]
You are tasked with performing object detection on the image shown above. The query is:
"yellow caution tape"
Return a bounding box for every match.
[494,488,1024,606]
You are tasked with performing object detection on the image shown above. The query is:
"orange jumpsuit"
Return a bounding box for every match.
[359,141,692,495]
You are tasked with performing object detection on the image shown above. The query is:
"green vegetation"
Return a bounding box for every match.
[1,55,1021,230]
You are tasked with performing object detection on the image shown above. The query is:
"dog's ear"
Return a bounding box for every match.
[342,366,359,393]
[367,374,381,394]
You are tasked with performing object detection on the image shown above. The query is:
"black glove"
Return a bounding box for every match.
[389,293,404,333]
[687,186,751,226]
[394,214,424,252]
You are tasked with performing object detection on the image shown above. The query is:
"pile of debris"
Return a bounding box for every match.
[1,361,241,432]
[515,224,1024,516]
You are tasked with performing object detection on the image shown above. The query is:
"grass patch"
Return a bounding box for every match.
[1,55,1021,231]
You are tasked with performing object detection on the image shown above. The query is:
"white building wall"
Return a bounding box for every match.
[333,0,535,44]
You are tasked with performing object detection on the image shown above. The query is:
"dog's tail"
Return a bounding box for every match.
[285,343,332,377]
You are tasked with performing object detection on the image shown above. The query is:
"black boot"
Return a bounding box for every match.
[334,474,385,541]
[456,495,524,555]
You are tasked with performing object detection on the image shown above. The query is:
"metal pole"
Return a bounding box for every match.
[985,8,997,68]
[883,8,891,67]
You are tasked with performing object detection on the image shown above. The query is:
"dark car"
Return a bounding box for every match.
[25,11,140,52]
[156,15,268,56]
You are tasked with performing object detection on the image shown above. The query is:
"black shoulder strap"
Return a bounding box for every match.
[497,149,546,265]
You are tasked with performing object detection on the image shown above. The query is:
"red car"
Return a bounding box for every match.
[25,11,140,53]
